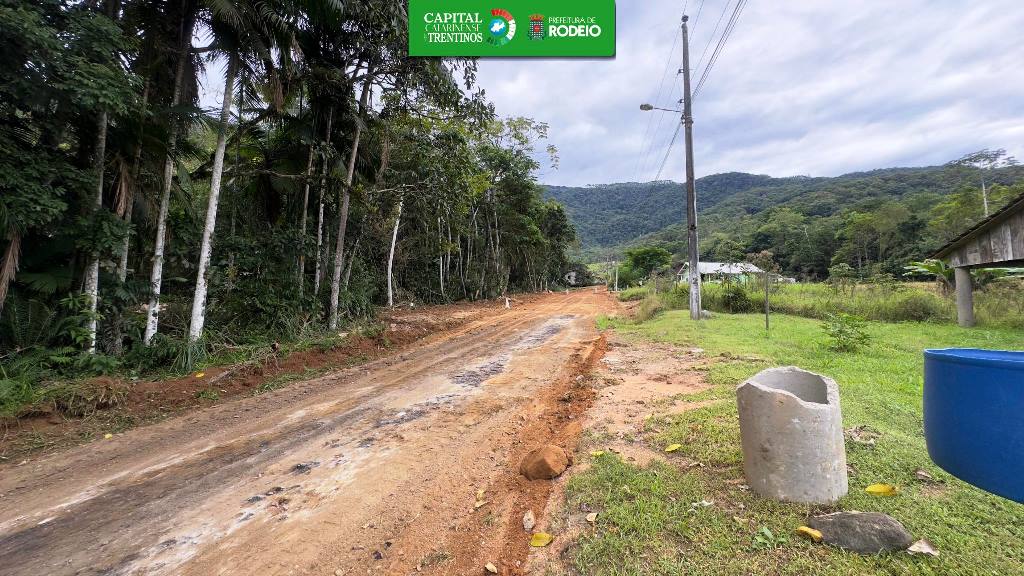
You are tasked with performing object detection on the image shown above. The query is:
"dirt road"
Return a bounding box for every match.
[0,289,618,576]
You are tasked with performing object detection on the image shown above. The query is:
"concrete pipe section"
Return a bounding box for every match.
[736,367,848,504]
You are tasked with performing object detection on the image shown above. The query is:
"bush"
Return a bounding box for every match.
[822,313,870,352]
[877,291,946,322]
[634,295,665,323]
[617,286,650,301]
[0,376,33,417]
[700,282,757,314]
[38,380,128,418]
[123,333,209,374]
[719,283,757,313]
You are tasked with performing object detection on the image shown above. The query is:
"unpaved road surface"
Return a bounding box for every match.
[0,290,617,576]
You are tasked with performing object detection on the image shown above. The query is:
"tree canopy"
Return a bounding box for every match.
[0,0,582,390]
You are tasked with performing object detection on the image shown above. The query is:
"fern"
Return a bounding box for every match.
[1,296,65,351]
[16,270,73,295]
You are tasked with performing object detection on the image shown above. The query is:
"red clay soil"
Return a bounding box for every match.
[0,298,500,460]
[0,289,619,576]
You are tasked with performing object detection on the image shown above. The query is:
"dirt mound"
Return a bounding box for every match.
[520,445,569,480]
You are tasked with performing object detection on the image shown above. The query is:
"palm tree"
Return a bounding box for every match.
[187,0,292,341]
[143,4,198,345]
[328,68,372,329]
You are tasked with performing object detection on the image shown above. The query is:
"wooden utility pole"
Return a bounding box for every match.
[681,15,702,319]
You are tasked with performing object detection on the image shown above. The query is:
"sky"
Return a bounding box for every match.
[474,0,1024,186]
[196,1,1024,187]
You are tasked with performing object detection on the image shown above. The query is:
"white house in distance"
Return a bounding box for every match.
[677,261,763,284]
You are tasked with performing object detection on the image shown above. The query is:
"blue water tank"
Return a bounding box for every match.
[924,348,1024,503]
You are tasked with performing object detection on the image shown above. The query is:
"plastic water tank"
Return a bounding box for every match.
[924,348,1024,503]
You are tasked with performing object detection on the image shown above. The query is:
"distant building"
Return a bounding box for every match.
[933,190,1024,327]
[677,261,763,284]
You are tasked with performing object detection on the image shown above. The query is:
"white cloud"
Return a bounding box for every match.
[475,0,1024,185]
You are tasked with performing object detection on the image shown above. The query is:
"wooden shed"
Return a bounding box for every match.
[933,190,1024,326]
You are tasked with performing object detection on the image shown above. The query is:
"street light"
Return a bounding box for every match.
[640,103,682,113]
[637,14,703,321]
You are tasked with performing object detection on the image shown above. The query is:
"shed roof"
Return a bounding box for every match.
[933,189,1024,260]
[678,262,763,275]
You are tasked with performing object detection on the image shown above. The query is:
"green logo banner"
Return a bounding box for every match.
[408,0,616,57]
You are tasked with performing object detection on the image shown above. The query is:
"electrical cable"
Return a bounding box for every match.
[693,0,747,99]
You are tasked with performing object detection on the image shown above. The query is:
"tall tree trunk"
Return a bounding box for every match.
[0,230,21,312]
[328,73,372,329]
[438,216,446,301]
[313,107,334,298]
[445,216,452,285]
[320,224,332,299]
[84,112,108,354]
[117,82,149,283]
[342,234,360,291]
[296,118,317,298]
[144,17,193,345]
[187,54,238,342]
[386,198,402,307]
[982,178,990,217]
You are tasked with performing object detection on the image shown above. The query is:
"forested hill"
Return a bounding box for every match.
[543,172,785,248]
[544,163,1024,278]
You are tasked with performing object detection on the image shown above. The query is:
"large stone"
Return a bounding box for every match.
[736,367,848,504]
[520,445,568,480]
[808,511,914,554]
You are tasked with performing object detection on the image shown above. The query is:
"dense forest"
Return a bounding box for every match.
[546,156,1024,278]
[0,0,582,391]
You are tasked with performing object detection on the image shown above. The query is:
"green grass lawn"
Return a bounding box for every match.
[566,312,1024,575]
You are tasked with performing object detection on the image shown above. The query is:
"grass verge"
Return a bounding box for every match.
[566,312,1024,575]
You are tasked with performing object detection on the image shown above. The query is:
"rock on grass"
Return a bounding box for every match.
[807,511,914,554]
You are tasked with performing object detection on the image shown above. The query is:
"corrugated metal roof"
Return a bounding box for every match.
[677,262,763,275]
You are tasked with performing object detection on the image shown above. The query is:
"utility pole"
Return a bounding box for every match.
[613,260,619,292]
[681,14,702,319]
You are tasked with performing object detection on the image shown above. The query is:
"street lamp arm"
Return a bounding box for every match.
[640,103,682,113]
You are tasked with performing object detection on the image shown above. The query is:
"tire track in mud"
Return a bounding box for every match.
[0,293,600,576]
[438,332,609,576]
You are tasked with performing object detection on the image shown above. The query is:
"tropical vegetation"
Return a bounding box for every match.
[548,151,1024,278]
[0,0,580,415]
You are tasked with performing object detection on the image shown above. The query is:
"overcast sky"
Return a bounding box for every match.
[197,1,1024,186]
[475,0,1024,186]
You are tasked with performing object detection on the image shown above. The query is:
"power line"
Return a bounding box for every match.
[633,27,681,182]
[646,0,705,181]
[694,0,733,73]
[689,0,707,36]
[652,122,683,182]
[693,0,748,99]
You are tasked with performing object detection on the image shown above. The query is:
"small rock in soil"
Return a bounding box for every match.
[807,511,914,554]
[519,445,568,480]
[522,510,536,531]
[291,461,320,474]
